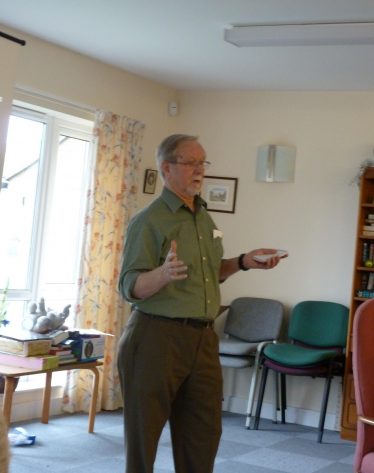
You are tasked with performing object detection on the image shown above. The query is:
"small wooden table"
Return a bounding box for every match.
[0,360,102,433]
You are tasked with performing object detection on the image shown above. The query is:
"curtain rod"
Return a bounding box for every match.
[0,31,26,46]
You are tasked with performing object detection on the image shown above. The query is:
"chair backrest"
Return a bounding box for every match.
[353,299,374,473]
[224,297,284,342]
[353,299,374,419]
[288,300,349,348]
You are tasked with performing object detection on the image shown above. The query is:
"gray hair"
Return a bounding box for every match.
[156,134,198,176]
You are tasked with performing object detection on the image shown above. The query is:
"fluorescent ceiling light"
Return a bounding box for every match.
[224,22,374,47]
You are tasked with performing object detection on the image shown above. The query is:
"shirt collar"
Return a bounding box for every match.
[161,187,207,213]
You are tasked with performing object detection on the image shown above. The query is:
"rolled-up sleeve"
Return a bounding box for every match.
[118,207,163,303]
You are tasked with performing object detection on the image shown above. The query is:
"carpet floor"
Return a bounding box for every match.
[8,410,355,473]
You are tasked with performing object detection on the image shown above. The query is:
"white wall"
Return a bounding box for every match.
[175,90,371,428]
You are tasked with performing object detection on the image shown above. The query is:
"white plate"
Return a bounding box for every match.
[253,250,288,263]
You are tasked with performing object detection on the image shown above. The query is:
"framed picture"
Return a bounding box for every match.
[201,176,238,213]
[143,169,158,194]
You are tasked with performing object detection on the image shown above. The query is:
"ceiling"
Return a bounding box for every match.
[2,0,374,91]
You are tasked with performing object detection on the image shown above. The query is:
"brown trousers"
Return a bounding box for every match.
[117,310,223,473]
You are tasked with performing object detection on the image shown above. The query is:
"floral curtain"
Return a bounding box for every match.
[62,111,145,413]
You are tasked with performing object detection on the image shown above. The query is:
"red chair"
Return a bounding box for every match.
[353,299,374,473]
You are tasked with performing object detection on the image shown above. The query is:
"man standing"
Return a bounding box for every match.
[118,134,284,473]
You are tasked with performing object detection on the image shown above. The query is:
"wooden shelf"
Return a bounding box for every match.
[341,167,374,440]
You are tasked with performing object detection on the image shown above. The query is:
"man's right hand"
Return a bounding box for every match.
[132,240,188,299]
[162,240,188,282]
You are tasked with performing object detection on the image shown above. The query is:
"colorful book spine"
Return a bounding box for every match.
[362,242,369,264]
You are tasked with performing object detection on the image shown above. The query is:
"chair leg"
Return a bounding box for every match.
[317,369,333,443]
[280,373,286,424]
[273,371,279,424]
[245,352,261,429]
[253,365,269,430]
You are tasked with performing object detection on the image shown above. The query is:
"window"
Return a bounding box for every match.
[0,103,94,330]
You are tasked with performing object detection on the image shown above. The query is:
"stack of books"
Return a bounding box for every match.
[49,345,78,365]
[0,327,109,369]
[357,272,374,298]
[0,328,70,369]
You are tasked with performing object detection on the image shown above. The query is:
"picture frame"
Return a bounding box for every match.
[143,169,158,194]
[201,176,238,213]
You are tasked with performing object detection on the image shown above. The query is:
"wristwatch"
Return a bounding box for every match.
[238,253,250,271]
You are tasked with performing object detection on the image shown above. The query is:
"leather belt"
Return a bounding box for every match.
[140,311,214,329]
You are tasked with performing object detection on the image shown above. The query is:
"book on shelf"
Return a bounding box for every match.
[0,353,59,370]
[370,243,374,262]
[359,272,374,295]
[368,273,374,291]
[356,289,374,298]
[361,273,369,290]
[362,242,369,264]
[363,225,374,232]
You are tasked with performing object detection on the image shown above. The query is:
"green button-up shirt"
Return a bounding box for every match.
[118,187,224,319]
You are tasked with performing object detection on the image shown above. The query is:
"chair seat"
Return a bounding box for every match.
[219,337,259,356]
[219,355,252,368]
[264,343,339,367]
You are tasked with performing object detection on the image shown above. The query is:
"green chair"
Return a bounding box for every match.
[253,300,349,442]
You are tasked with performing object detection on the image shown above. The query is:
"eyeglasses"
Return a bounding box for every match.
[167,157,211,169]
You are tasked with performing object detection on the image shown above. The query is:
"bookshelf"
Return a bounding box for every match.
[341,166,374,440]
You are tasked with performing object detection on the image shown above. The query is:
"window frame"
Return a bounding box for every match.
[2,101,94,322]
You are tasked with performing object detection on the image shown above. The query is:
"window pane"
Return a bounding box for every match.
[39,133,91,314]
[0,115,44,291]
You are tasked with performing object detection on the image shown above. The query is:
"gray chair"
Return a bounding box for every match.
[218,297,284,428]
